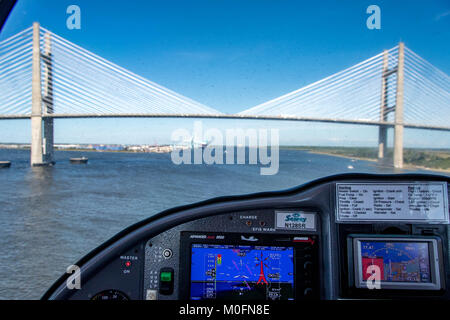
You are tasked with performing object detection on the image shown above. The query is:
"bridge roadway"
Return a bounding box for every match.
[0,113,449,132]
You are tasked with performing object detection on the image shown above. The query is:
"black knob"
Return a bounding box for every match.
[304,288,313,296]
[304,261,313,271]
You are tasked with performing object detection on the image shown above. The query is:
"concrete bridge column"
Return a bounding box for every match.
[42,32,54,164]
[393,42,405,169]
[30,22,43,166]
[31,22,54,166]
[378,50,389,162]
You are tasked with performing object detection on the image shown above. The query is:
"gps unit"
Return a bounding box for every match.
[350,236,444,290]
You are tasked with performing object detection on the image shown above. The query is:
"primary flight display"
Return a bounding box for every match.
[190,244,295,300]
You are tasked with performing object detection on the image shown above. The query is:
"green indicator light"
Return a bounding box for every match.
[160,272,172,282]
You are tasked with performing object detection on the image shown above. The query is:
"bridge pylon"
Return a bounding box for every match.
[31,22,54,166]
[393,42,405,169]
[377,50,389,163]
[377,42,405,168]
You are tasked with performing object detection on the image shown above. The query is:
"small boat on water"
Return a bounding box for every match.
[70,157,88,164]
[0,161,11,168]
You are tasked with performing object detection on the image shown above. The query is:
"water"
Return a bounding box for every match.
[0,148,446,299]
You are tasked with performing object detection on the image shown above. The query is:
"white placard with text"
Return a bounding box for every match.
[336,182,449,223]
[275,211,316,231]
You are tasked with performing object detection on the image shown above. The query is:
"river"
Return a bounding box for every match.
[0,148,447,299]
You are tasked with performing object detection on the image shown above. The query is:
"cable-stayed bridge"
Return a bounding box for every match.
[0,23,449,168]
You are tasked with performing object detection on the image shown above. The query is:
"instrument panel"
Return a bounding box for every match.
[42,173,450,300]
[146,211,320,300]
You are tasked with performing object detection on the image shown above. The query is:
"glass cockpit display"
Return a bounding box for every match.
[359,241,431,283]
[190,244,295,300]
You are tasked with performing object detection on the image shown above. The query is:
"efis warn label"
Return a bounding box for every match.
[275,211,316,231]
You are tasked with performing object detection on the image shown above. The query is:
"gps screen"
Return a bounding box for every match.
[359,241,431,283]
[190,244,295,300]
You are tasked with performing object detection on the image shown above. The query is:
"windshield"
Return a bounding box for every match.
[0,0,449,300]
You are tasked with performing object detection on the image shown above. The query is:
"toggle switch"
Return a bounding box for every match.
[159,267,174,295]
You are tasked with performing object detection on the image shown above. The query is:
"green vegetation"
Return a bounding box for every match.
[402,149,450,171]
[281,146,450,171]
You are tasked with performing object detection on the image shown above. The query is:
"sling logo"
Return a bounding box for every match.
[276,211,316,231]
[284,213,307,223]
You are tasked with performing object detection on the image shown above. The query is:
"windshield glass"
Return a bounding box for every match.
[0,0,449,299]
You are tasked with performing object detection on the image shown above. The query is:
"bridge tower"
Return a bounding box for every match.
[377,42,404,168]
[31,22,54,166]
[377,50,389,163]
[393,42,405,169]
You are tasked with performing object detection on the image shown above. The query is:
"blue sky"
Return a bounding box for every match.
[0,0,449,147]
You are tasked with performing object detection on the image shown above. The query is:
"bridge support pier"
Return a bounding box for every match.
[377,43,405,168]
[378,50,389,162]
[378,126,387,160]
[393,42,405,169]
[31,22,54,166]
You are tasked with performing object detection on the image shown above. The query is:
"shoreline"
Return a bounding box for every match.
[0,146,172,154]
[1,146,449,173]
[305,150,378,163]
[304,149,450,174]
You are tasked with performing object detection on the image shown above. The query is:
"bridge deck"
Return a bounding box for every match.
[0,114,449,131]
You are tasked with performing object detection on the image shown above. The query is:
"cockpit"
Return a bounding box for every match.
[43,173,450,300]
[1,1,449,307]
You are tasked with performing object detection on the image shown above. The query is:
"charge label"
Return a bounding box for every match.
[336,182,449,222]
